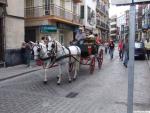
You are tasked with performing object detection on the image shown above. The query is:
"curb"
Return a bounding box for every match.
[0,68,41,82]
[146,60,150,71]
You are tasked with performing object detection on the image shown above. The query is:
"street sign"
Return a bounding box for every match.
[111,0,150,5]
[40,25,57,33]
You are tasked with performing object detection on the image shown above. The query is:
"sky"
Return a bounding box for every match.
[109,0,130,17]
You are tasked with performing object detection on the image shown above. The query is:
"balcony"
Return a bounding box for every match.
[96,4,108,17]
[96,19,109,30]
[73,0,82,3]
[0,0,7,5]
[25,4,82,25]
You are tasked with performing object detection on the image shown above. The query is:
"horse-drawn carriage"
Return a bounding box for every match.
[75,38,103,74]
[32,36,103,84]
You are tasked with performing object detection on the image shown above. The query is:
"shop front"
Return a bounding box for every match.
[57,23,78,46]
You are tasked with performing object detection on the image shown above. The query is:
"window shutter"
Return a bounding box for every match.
[80,5,84,19]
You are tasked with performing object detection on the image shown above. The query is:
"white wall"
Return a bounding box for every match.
[5,17,24,49]
[5,0,24,49]
[7,0,24,17]
[84,0,96,29]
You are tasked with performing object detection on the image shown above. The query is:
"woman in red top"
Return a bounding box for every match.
[118,39,123,60]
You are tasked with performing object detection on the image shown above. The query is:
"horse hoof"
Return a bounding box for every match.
[69,80,72,83]
[57,83,60,85]
[73,78,76,81]
[43,81,47,84]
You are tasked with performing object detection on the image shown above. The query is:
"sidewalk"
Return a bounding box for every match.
[147,60,150,69]
[0,63,42,82]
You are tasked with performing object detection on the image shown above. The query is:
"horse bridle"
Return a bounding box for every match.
[47,40,58,62]
[32,43,43,59]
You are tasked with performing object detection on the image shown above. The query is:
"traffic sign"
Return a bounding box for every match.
[111,0,150,5]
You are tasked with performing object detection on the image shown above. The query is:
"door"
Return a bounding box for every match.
[0,18,4,61]
[25,28,36,42]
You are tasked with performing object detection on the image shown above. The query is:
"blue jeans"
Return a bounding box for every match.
[123,51,129,66]
[26,52,31,67]
[109,49,114,59]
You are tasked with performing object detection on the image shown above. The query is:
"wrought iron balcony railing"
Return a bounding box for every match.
[96,19,109,30]
[96,4,109,16]
[25,4,82,25]
[73,0,82,3]
[0,0,7,5]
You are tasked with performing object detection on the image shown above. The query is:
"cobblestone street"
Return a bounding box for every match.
[0,53,150,113]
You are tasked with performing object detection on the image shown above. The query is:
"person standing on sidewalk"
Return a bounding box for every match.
[21,42,26,64]
[25,41,32,67]
[109,39,115,60]
[118,39,124,60]
[123,37,129,68]
[145,39,150,60]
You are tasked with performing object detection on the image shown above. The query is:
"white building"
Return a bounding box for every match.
[96,0,109,40]
[80,0,97,32]
[110,15,118,41]
[0,0,24,66]
[25,0,82,46]
[117,14,127,40]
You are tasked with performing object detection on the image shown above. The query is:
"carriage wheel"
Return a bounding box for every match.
[90,57,95,74]
[97,49,103,69]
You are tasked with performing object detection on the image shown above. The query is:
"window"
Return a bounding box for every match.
[73,3,77,14]
[80,5,84,19]
[43,0,53,15]
[26,0,34,16]
[60,0,65,8]
[26,0,34,8]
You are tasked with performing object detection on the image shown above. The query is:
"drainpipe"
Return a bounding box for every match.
[3,0,8,67]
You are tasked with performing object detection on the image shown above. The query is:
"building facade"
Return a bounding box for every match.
[117,14,126,40]
[25,0,82,46]
[141,4,150,41]
[0,0,24,66]
[96,0,109,40]
[79,0,97,34]
[110,15,118,41]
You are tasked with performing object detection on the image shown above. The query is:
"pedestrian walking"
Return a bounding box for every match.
[104,40,109,54]
[123,37,129,68]
[95,34,101,45]
[109,39,115,60]
[145,39,150,60]
[21,42,26,64]
[118,39,124,60]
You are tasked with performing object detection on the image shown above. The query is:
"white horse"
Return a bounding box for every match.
[32,40,81,85]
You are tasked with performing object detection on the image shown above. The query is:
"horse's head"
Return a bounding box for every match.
[47,40,58,60]
[32,42,49,60]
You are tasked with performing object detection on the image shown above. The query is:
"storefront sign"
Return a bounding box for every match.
[40,25,57,33]
[57,23,75,30]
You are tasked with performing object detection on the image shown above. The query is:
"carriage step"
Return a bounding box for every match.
[65,92,79,98]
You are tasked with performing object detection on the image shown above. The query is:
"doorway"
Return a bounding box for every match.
[59,33,64,45]
[25,27,36,42]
